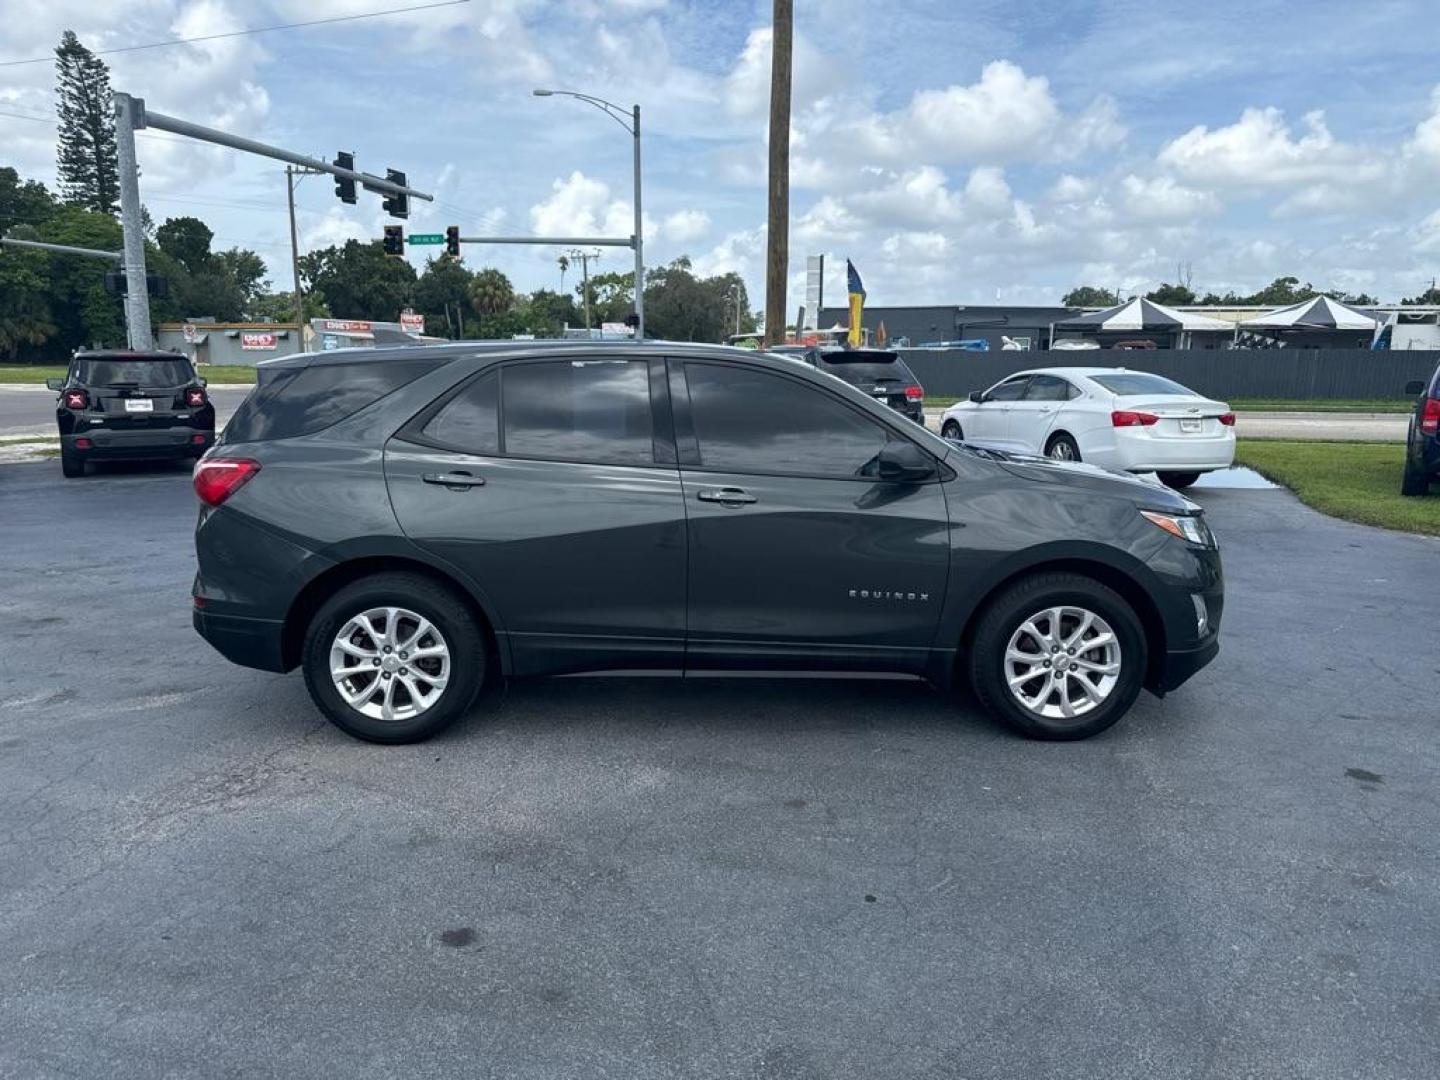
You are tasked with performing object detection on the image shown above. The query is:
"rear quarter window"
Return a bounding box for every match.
[222,357,438,444]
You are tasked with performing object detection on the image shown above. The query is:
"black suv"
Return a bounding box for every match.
[192,342,1222,744]
[773,346,927,424]
[48,350,215,477]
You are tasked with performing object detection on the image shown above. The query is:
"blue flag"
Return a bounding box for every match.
[846,258,866,299]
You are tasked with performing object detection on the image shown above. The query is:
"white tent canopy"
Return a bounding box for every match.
[1056,297,1232,332]
[1240,295,1376,331]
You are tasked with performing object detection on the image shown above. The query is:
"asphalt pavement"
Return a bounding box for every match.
[1,461,1437,1079]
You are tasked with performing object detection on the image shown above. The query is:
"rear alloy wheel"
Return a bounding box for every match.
[60,452,85,478]
[969,572,1147,740]
[941,420,964,441]
[1400,457,1430,496]
[1158,471,1201,490]
[302,572,486,743]
[1046,433,1081,462]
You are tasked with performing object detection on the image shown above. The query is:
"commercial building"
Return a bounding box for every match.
[816,304,1078,351]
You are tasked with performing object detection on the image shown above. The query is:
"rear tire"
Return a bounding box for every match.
[1158,471,1201,490]
[1045,433,1081,462]
[968,572,1147,741]
[302,572,487,744]
[941,420,964,440]
[1400,458,1430,496]
[60,452,85,478]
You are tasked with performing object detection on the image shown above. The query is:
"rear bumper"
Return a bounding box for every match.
[1101,430,1236,473]
[193,607,286,672]
[64,428,213,459]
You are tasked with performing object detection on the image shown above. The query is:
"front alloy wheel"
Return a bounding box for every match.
[969,572,1146,740]
[1003,606,1121,721]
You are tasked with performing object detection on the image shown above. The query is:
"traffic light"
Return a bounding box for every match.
[382,168,409,219]
[333,151,357,204]
[445,225,460,259]
[382,225,404,258]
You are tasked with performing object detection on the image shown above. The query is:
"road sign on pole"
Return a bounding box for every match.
[407,234,444,245]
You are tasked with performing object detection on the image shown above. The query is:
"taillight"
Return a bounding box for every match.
[1423,397,1440,436]
[185,387,207,408]
[904,385,924,400]
[1111,410,1159,427]
[194,458,260,507]
[1218,412,1236,426]
[63,389,88,410]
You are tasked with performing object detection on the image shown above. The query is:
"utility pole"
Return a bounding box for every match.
[764,0,793,347]
[570,248,601,330]
[113,93,152,350]
[286,166,323,350]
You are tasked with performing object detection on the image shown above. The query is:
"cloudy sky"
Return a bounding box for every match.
[4,0,1440,309]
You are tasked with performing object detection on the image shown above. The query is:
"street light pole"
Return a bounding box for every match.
[534,89,645,340]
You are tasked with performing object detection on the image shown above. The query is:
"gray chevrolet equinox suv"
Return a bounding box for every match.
[193,342,1222,743]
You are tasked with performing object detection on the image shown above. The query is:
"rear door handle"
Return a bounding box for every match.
[697,487,757,505]
[422,471,486,489]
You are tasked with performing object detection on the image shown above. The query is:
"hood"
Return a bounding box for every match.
[951,444,1196,512]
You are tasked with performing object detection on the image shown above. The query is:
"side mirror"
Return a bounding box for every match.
[45,378,63,391]
[1404,380,1425,396]
[877,440,937,483]
[968,390,985,403]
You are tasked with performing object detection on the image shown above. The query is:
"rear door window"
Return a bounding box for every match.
[500,358,655,466]
[420,370,499,454]
[223,357,438,443]
[1023,375,1072,402]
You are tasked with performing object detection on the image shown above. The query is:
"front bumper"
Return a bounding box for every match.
[1155,635,1220,693]
[63,427,213,459]
[193,606,286,672]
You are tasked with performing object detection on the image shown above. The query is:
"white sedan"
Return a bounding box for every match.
[938,367,1236,489]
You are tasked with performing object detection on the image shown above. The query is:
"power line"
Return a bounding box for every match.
[0,0,471,67]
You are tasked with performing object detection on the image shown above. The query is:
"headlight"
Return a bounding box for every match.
[1140,509,1214,546]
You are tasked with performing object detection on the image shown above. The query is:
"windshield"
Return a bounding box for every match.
[1088,373,1196,397]
[76,357,194,387]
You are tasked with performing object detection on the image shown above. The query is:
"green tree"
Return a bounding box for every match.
[156,216,214,274]
[469,267,515,316]
[300,240,416,321]
[0,167,58,236]
[214,248,269,310]
[516,288,578,336]
[0,246,57,360]
[413,257,474,338]
[640,258,756,341]
[1061,285,1120,308]
[54,31,120,215]
[1146,282,1197,306]
[250,288,329,324]
[579,269,635,324]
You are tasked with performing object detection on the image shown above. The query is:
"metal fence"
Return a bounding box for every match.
[898,348,1440,400]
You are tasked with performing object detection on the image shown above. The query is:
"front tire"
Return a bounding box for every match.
[941,420,964,440]
[302,572,487,743]
[968,572,1147,740]
[1158,471,1201,490]
[60,452,85,478]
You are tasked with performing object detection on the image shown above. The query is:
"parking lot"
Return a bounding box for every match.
[1,458,1438,1079]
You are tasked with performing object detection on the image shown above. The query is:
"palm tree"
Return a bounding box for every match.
[469,268,515,315]
[557,254,569,294]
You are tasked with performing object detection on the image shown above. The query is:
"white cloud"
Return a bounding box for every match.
[1158,107,1380,190]
[1120,175,1221,222]
[528,171,648,239]
[662,209,711,244]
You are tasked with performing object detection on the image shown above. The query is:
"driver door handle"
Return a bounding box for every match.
[422,471,486,489]
[697,487,757,505]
